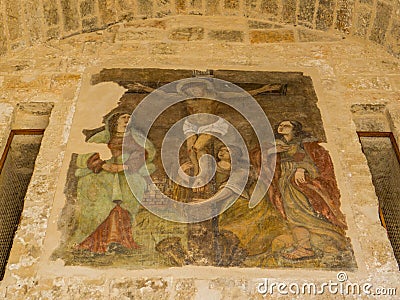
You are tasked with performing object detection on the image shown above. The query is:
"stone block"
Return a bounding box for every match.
[208,30,243,42]
[344,76,392,91]
[244,0,257,13]
[117,0,135,11]
[137,0,154,15]
[0,103,13,124]
[224,0,239,10]
[82,17,99,32]
[80,0,96,17]
[387,19,400,58]
[5,0,21,41]
[336,0,354,33]
[248,20,274,29]
[316,0,335,30]
[298,0,316,25]
[98,0,117,24]
[175,0,186,13]
[3,75,52,91]
[359,0,373,5]
[125,19,166,29]
[260,0,278,14]
[0,17,7,55]
[389,19,400,41]
[250,30,295,43]
[370,1,393,45]
[175,279,196,300]
[51,74,81,87]
[205,0,220,15]
[118,11,135,21]
[43,0,59,26]
[189,0,203,10]
[116,28,165,41]
[150,42,177,55]
[47,27,60,39]
[169,27,204,41]
[297,28,341,42]
[282,0,297,24]
[155,0,172,18]
[0,59,34,73]
[23,0,42,44]
[354,9,372,37]
[60,0,80,32]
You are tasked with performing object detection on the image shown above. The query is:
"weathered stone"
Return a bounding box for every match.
[125,19,166,29]
[260,0,278,14]
[117,0,134,11]
[60,0,80,32]
[3,75,52,90]
[282,0,297,24]
[316,0,335,30]
[46,27,60,39]
[370,1,393,45]
[43,0,59,26]
[118,11,135,21]
[155,0,172,18]
[248,20,274,29]
[0,103,13,124]
[13,102,53,129]
[224,0,239,10]
[0,16,7,55]
[5,0,21,41]
[82,17,99,32]
[51,74,81,88]
[23,0,42,44]
[0,59,34,72]
[175,279,196,300]
[80,0,96,17]
[344,76,392,91]
[297,28,341,42]
[208,30,243,42]
[137,0,154,15]
[389,19,400,41]
[175,0,186,13]
[298,0,315,26]
[250,29,295,43]
[245,0,257,11]
[189,0,202,10]
[354,9,371,37]
[205,0,220,15]
[390,74,400,91]
[116,28,165,41]
[150,42,177,54]
[169,27,204,41]
[359,0,373,5]
[336,0,355,33]
[98,0,117,24]
[387,19,400,58]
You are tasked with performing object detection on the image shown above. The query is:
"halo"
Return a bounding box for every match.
[176,77,217,98]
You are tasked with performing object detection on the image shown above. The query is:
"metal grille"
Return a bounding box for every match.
[0,133,43,280]
[359,134,400,268]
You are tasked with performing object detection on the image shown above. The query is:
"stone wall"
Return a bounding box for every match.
[0,14,399,299]
[0,0,399,58]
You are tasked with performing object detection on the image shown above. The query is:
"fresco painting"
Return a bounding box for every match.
[54,69,356,270]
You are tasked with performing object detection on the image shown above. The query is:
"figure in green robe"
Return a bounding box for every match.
[71,106,156,247]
